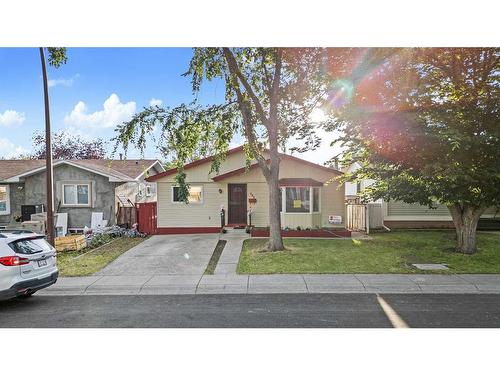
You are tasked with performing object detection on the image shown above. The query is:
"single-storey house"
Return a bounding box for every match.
[146,146,345,234]
[345,162,499,229]
[0,159,164,230]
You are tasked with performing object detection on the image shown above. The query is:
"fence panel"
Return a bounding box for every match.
[346,204,366,231]
[136,202,157,235]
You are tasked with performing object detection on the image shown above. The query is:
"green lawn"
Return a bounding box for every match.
[237,231,500,274]
[56,237,147,277]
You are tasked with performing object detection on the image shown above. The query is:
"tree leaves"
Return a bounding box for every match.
[335,48,500,209]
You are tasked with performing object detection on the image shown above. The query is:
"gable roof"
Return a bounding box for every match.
[146,145,341,182]
[0,159,163,183]
[146,146,245,182]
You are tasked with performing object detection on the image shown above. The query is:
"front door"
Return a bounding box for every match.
[228,184,247,225]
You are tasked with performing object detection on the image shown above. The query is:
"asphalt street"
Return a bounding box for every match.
[2,293,500,328]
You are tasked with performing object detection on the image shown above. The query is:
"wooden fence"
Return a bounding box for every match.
[136,202,157,235]
[346,203,384,232]
[346,204,366,231]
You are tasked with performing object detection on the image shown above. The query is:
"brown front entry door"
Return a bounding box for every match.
[228,184,247,225]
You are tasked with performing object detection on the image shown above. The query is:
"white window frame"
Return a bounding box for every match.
[145,184,152,197]
[0,185,11,215]
[281,186,321,214]
[171,185,204,204]
[62,183,92,207]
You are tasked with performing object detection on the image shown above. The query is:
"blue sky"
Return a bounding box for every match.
[0,48,339,163]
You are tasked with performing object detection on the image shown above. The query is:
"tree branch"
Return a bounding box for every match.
[223,48,268,126]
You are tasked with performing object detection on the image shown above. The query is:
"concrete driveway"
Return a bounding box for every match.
[95,234,219,276]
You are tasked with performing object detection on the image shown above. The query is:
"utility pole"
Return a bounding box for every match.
[39,47,55,246]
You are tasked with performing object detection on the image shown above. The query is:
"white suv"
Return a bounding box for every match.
[0,230,58,300]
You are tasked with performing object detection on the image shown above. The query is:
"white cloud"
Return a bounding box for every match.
[64,93,136,129]
[0,138,28,158]
[149,98,163,107]
[0,110,25,127]
[48,73,80,88]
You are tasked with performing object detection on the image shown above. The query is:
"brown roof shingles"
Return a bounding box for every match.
[0,160,46,181]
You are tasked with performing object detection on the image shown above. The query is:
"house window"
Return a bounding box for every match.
[313,187,320,212]
[285,187,310,213]
[146,184,152,197]
[0,185,10,215]
[172,185,203,204]
[138,183,145,197]
[63,184,90,206]
[282,186,320,214]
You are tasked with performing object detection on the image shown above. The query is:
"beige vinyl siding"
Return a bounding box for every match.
[385,201,498,221]
[159,151,251,183]
[157,182,227,227]
[283,214,312,229]
[387,201,450,216]
[247,182,268,227]
[320,183,345,227]
[312,213,322,227]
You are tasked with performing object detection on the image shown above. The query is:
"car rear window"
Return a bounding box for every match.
[9,238,52,255]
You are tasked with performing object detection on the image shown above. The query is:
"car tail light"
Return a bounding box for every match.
[0,256,30,266]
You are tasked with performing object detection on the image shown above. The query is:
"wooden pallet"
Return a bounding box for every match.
[55,235,87,252]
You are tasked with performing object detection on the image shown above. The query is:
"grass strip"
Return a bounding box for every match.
[204,240,227,275]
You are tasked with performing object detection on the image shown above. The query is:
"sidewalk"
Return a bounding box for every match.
[39,273,500,295]
[40,231,500,296]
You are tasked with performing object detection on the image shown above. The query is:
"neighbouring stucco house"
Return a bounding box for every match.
[0,159,164,230]
[146,146,345,234]
[344,162,499,229]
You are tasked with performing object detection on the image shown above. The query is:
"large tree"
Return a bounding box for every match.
[28,130,106,160]
[332,48,500,254]
[114,48,360,250]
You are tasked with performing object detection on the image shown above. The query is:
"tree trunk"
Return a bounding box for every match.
[448,204,485,254]
[267,164,284,251]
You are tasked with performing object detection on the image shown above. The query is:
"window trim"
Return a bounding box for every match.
[145,184,152,197]
[0,185,10,215]
[281,186,321,214]
[61,183,92,207]
[171,185,204,204]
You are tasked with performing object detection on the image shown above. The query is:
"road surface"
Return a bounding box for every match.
[1,293,500,328]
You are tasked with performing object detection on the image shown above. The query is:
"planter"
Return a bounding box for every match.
[250,228,351,238]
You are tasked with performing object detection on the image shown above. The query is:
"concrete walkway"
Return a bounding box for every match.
[213,229,249,275]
